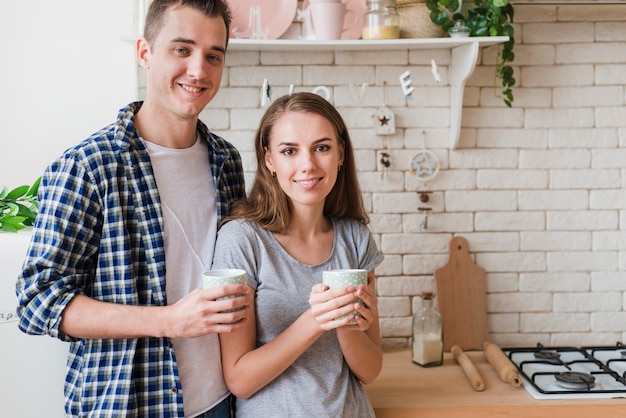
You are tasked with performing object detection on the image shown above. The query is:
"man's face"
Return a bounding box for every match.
[137,6,227,121]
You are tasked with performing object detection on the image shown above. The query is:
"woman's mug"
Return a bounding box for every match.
[310,2,359,40]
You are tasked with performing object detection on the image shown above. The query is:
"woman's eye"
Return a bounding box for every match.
[315,144,330,152]
[280,148,294,156]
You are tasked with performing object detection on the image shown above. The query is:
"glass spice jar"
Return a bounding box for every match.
[412,291,444,367]
[362,0,400,40]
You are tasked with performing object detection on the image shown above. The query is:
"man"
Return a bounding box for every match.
[15,1,250,417]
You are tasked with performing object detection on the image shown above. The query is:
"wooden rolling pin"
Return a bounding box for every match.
[451,345,485,391]
[483,341,522,387]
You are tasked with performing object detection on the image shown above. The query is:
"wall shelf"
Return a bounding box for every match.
[229,37,509,149]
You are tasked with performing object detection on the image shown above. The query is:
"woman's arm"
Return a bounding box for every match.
[335,270,383,384]
[219,285,361,399]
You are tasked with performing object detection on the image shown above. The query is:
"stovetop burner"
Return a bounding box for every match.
[554,371,595,390]
[534,350,562,364]
[503,342,626,399]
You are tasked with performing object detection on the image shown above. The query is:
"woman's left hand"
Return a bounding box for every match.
[345,284,378,331]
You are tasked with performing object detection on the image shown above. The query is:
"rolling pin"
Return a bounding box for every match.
[483,341,522,387]
[451,345,485,391]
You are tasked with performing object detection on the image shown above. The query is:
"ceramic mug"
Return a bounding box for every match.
[202,268,247,312]
[309,0,351,3]
[310,2,359,40]
[322,269,367,322]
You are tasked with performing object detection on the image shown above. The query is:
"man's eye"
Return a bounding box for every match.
[174,47,189,55]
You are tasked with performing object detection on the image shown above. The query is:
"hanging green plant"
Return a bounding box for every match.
[425,0,515,107]
[0,177,41,232]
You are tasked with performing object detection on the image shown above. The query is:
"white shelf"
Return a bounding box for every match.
[229,36,509,149]
[229,37,507,52]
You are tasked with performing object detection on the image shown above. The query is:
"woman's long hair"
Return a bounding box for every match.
[228,92,369,233]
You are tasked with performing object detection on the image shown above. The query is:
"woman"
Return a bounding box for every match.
[212,92,383,417]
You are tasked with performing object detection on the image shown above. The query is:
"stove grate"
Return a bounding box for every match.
[503,342,626,397]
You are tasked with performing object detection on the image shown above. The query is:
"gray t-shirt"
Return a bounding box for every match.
[212,217,384,418]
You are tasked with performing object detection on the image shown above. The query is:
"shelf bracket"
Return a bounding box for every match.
[449,41,479,150]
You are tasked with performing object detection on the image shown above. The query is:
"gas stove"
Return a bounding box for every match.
[503,342,626,400]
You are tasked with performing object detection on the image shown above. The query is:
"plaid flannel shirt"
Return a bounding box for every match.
[15,102,245,417]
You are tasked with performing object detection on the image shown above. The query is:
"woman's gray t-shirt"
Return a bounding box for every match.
[212,217,384,418]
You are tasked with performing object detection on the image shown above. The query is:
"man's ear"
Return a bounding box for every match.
[136,37,151,69]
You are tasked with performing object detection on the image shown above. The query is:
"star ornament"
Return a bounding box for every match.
[410,150,440,181]
[373,105,395,135]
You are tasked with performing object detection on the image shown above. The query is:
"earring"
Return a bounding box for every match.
[271,171,276,177]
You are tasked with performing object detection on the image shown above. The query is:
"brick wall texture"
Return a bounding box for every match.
[142,4,626,348]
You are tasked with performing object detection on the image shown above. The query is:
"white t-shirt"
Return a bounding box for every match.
[145,137,227,417]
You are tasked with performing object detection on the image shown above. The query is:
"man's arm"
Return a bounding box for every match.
[59,285,253,339]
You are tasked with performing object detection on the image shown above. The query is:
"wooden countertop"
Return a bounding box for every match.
[365,348,626,418]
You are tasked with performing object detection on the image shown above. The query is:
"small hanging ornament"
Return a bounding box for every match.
[374,103,396,135]
[379,149,390,180]
[378,132,391,180]
[372,81,396,136]
[410,149,440,183]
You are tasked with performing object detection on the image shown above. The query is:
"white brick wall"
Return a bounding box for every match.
[141,4,626,348]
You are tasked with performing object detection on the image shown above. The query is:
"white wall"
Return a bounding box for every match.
[0,232,67,417]
[0,2,137,416]
[0,0,138,187]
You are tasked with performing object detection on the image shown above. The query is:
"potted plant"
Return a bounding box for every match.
[425,0,515,107]
[0,177,40,232]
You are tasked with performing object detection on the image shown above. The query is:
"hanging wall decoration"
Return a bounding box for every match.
[410,149,440,231]
[373,82,396,179]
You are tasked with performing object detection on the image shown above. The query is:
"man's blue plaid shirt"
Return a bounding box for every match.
[15,102,246,417]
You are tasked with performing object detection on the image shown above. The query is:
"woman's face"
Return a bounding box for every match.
[265,111,344,213]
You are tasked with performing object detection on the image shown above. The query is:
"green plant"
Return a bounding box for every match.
[426,0,515,107]
[0,177,41,232]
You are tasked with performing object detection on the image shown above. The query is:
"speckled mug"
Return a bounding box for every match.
[322,269,367,323]
[202,269,247,312]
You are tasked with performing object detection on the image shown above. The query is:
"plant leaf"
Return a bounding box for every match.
[5,185,28,200]
[27,176,41,197]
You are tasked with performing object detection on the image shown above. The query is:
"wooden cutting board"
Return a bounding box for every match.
[434,236,487,352]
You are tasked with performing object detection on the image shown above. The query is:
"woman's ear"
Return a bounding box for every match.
[339,141,345,167]
[264,147,274,175]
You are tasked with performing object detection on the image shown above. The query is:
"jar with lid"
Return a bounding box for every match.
[412,291,443,367]
[362,0,400,40]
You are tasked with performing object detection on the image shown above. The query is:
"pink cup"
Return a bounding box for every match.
[309,0,351,3]
[310,2,359,41]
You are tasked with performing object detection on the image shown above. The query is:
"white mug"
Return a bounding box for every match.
[202,269,246,313]
[322,269,367,323]
[310,2,359,41]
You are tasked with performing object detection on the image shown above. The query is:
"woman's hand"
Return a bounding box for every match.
[344,283,378,332]
[308,283,369,331]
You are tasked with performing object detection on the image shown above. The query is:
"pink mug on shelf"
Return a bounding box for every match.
[310,2,359,40]
[309,0,351,3]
